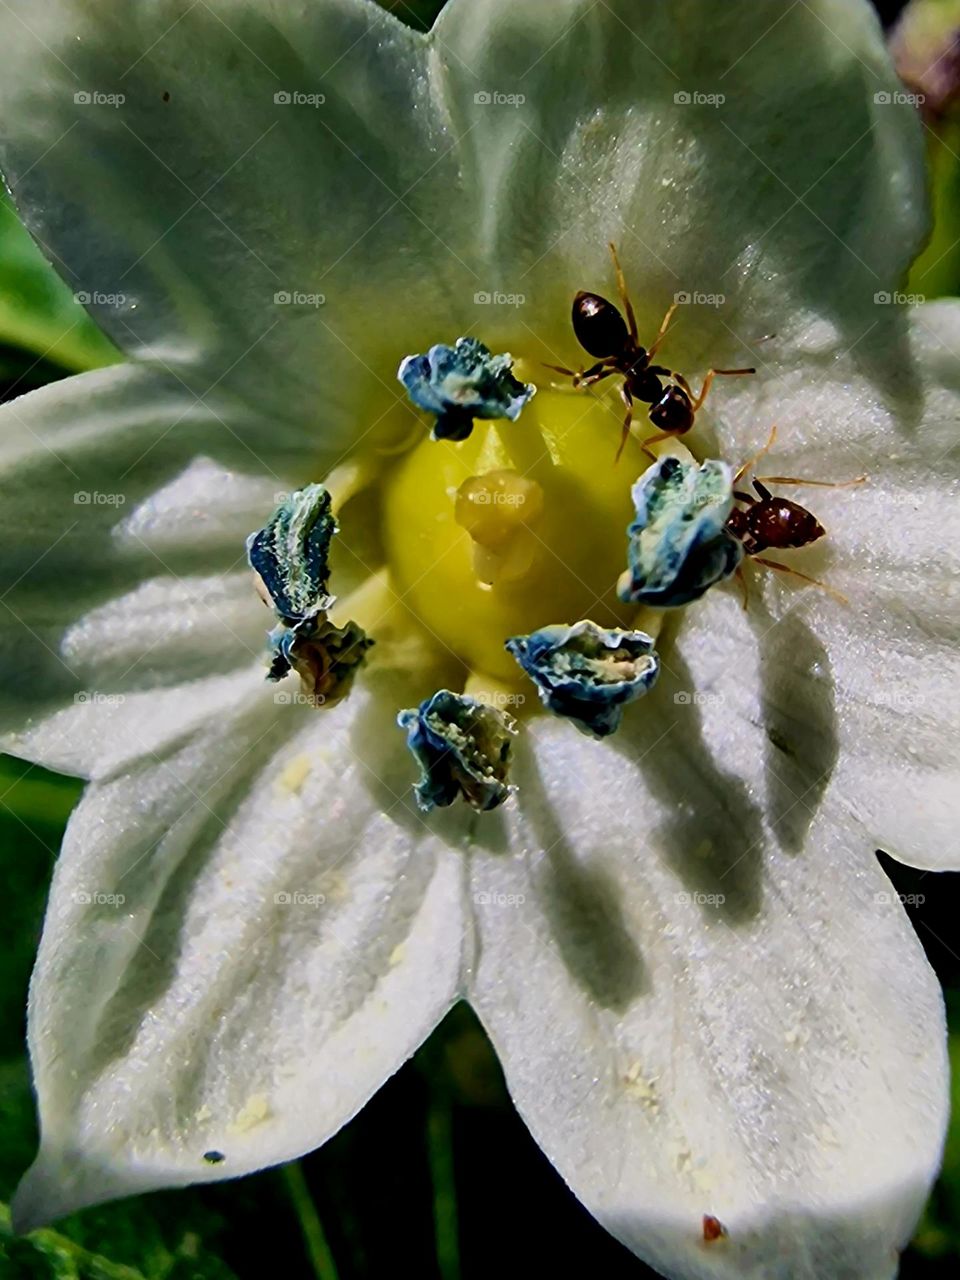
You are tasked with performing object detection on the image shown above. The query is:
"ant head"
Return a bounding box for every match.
[572,291,629,358]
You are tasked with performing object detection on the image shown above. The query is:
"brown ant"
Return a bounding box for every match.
[702,1215,728,1244]
[546,243,755,462]
[726,426,865,607]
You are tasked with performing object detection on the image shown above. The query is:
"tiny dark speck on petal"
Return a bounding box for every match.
[203,1150,225,1164]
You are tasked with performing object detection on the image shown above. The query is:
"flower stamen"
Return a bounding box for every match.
[505,619,659,738]
[398,337,536,441]
[618,456,743,607]
[397,690,517,812]
[247,486,372,707]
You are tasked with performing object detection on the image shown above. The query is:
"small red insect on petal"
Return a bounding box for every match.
[702,1214,728,1243]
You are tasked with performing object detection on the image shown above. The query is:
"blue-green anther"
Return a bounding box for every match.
[397,690,516,812]
[248,485,372,707]
[618,456,743,608]
[397,337,536,441]
[506,620,659,738]
[246,484,337,622]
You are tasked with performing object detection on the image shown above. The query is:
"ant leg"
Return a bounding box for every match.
[734,424,778,485]
[579,367,619,389]
[615,384,634,464]
[647,302,680,359]
[734,565,750,611]
[752,556,848,605]
[754,473,867,489]
[608,242,638,343]
[639,429,681,460]
[691,367,756,412]
[542,361,615,389]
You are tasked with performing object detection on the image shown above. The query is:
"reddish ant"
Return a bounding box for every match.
[702,1215,728,1244]
[546,243,755,462]
[726,426,865,606]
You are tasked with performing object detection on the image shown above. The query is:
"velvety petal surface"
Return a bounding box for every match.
[467,587,947,1280]
[692,302,960,870]
[0,0,926,431]
[0,0,472,448]
[13,670,467,1228]
[434,0,926,361]
[0,362,357,776]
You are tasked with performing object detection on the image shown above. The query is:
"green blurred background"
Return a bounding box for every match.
[1,1,958,1276]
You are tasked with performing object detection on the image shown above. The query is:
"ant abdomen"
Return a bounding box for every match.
[751,499,825,550]
[572,291,629,358]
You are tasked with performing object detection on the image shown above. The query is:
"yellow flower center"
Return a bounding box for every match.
[382,387,650,682]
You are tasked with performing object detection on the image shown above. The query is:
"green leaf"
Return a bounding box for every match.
[909,992,960,1261]
[909,123,960,300]
[0,194,119,374]
[0,1202,148,1280]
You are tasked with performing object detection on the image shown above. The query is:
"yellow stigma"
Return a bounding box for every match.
[383,388,649,681]
[454,468,545,586]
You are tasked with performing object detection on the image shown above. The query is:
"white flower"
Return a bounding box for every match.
[0,2,957,1277]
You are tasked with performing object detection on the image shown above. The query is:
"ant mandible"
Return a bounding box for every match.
[547,243,756,462]
[726,425,865,607]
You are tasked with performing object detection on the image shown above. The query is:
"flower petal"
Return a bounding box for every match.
[433,0,925,355]
[0,0,471,443]
[0,363,347,777]
[13,672,466,1228]
[467,597,947,1278]
[704,302,960,871]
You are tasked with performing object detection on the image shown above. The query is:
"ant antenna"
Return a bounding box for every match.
[608,242,638,343]
[734,424,778,485]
